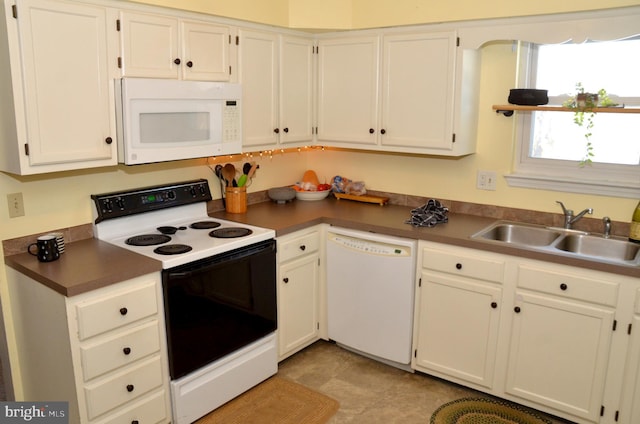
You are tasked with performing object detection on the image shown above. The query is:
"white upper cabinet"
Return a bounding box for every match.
[317,35,380,147]
[317,29,479,156]
[0,0,117,175]
[119,11,231,81]
[239,29,313,151]
[380,32,455,151]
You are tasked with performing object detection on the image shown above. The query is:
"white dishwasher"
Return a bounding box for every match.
[326,226,417,371]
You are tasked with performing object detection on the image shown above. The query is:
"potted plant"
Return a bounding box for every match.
[563,83,617,165]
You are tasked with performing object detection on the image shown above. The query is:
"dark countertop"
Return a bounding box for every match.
[211,197,640,279]
[4,238,162,296]
[5,197,637,297]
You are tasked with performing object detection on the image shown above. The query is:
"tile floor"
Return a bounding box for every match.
[277,340,571,424]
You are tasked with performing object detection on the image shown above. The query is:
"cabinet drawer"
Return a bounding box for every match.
[279,231,319,262]
[517,264,619,306]
[97,391,167,424]
[76,281,158,340]
[84,355,164,420]
[422,247,505,283]
[81,321,161,381]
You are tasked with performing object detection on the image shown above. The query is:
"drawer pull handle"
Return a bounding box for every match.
[455,263,462,270]
[119,307,128,316]
[126,384,134,392]
[123,347,131,355]
[560,283,568,291]
[514,306,521,313]
[491,302,498,309]
[283,277,289,283]
[299,245,306,251]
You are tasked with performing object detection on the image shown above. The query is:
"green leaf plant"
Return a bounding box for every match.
[562,82,617,166]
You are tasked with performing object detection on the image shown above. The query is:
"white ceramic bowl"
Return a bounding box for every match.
[295,189,331,201]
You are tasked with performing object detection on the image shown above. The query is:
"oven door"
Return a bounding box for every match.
[162,239,276,379]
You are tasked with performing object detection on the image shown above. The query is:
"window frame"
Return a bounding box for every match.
[505,42,640,199]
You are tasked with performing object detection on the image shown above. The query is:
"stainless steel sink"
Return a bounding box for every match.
[472,222,563,246]
[471,221,640,267]
[554,234,640,262]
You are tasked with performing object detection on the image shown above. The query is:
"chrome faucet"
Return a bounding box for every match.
[556,201,593,229]
[602,217,612,238]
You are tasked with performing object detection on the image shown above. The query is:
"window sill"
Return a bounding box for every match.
[504,172,640,198]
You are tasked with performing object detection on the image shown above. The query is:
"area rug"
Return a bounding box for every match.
[195,376,339,424]
[431,397,552,424]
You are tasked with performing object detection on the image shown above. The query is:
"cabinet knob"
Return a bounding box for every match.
[514,306,521,313]
[119,307,128,316]
[274,128,280,134]
[105,137,113,145]
[491,302,498,309]
[299,245,306,251]
[186,60,193,68]
[283,127,289,133]
[560,283,568,291]
[126,384,134,392]
[369,128,375,134]
[131,421,139,424]
[283,277,289,283]
[174,58,181,65]
[123,347,132,355]
[455,263,462,270]
[380,129,386,135]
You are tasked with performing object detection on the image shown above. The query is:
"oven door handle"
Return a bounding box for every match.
[167,271,194,279]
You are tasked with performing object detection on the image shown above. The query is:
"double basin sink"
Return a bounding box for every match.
[471,221,640,267]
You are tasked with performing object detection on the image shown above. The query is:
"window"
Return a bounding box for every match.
[507,38,640,198]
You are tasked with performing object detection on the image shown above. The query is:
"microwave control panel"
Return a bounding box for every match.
[222,100,241,143]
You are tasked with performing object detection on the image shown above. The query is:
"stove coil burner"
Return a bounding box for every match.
[209,228,253,238]
[126,234,171,246]
[190,221,222,230]
[153,244,193,255]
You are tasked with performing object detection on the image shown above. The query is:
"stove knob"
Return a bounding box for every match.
[167,191,176,200]
[103,199,113,212]
[189,187,197,197]
[199,185,207,196]
[115,198,125,210]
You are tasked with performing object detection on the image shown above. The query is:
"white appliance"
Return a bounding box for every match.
[116,78,242,164]
[92,180,277,424]
[326,227,417,371]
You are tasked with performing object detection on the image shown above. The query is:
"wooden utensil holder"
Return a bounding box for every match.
[225,186,247,213]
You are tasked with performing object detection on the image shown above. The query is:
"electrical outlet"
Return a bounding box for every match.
[477,171,497,191]
[7,192,25,218]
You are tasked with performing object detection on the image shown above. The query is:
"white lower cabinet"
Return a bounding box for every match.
[505,263,618,422]
[412,242,504,389]
[412,240,639,424]
[6,269,171,423]
[277,226,323,360]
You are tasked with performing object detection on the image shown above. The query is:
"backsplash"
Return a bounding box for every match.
[4,190,630,257]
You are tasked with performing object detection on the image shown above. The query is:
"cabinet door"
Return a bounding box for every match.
[506,291,614,421]
[317,36,379,146]
[380,31,456,151]
[619,311,640,423]
[413,272,501,388]
[279,35,314,146]
[181,21,230,81]
[239,29,278,149]
[278,253,319,359]
[17,0,116,168]
[120,11,179,78]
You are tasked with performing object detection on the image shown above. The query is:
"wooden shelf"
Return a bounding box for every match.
[493,104,640,116]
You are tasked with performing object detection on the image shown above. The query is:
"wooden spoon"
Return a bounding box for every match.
[222,163,236,187]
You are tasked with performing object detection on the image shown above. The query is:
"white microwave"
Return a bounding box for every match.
[116,78,242,165]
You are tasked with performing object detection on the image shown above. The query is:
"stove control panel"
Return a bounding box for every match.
[91,179,213,223]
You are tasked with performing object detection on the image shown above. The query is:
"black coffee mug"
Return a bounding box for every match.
[28,235,60,262]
